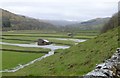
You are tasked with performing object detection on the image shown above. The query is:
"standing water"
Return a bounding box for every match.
[0,38,86,72]
[0,42,70,72]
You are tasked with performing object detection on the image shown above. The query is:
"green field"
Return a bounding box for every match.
[2,51,44,70]
[1,44,50,70]
[1,30,100,76]
[2,30,97,39]
[2,27,118,76]
[2,30,96,46]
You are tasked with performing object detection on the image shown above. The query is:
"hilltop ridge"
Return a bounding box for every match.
[1,8,57,31]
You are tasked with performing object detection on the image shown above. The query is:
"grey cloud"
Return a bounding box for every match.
[0,0,119,21]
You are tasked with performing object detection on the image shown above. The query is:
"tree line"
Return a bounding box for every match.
[101,12,120,33]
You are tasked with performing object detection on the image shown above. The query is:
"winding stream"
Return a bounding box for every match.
[51,38,86,43]
[0,38,86,73]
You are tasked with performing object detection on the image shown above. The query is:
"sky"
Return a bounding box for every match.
[0,0,119,21]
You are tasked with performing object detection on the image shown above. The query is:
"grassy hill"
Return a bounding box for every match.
[1,8,58,31]
[1,8,110,33]
[3,26,118,76]
[64,18,110,31]
[101,12,119,33]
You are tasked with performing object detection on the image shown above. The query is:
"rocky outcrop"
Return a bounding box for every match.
[84,48,120,78]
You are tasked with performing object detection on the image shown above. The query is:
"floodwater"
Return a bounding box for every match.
[0,42,70,50]
[50,38,86,43]
[0,38,86,73]
[0,42,70,72]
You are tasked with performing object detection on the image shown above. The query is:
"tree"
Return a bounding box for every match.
[2,18,11,27]
[101,12,119,33]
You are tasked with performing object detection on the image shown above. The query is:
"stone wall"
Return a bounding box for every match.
[83,48,120,78]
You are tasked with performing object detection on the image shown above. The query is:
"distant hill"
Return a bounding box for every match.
[42,20,80,26]
[1,8,110,32]
[65,18,110,31]
[1,8,57,31]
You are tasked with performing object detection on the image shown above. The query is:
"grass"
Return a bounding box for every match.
[118,27,120,47]
[1,30,95,72]
[3,27,119,76]
[1,30,97,46]
[1,44,50,53]
[1,35,87,46]
[2,51,44,70]
[1,36,76,46]
[46,38,76,46]
[3,30,99,36]
[1,44,50,70]
[2,30,97,39]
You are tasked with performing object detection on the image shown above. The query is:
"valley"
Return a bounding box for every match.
[0,7,119,77]
[1,30,90,74]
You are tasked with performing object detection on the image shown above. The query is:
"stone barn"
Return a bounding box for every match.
[68,33,73,37]
[37,39,50,45]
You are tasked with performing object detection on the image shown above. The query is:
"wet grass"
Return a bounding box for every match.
[2,50,44,70]
[1,44,50,53]
[1,31,89,71]
[2,30,97,46]
[3,27,118,76]
[1,30,99,76]
[1,36,76,46]
[1,44,50,70]
[2,34,96,39]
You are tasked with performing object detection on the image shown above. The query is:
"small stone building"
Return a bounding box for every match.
[68,33,73,37]
[37,39,50,45]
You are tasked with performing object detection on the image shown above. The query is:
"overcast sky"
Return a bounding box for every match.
[0,0,119,21]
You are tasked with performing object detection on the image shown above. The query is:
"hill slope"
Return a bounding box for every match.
[1,8,110,32]
[65,18,110,31]
[101,12,119,46]
[101,12,119,33]
[1,8,57,31]
[3,27,118,76]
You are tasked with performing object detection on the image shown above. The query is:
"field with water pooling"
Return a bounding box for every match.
[1,31,90,73]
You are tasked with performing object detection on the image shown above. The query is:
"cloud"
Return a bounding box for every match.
[0,0,119,21]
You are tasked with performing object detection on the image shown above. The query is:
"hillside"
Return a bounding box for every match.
[101,12,119,33]
[65,18,110,31]
[3,26,118,76]
[1,8,57,31]
[101,12,120,47]
[1,8,111,32]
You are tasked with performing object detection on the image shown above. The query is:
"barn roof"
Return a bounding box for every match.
[43,39,49,42]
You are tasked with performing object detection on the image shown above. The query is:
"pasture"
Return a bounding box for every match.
[1,30,98,73]
[1,44,50,69]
